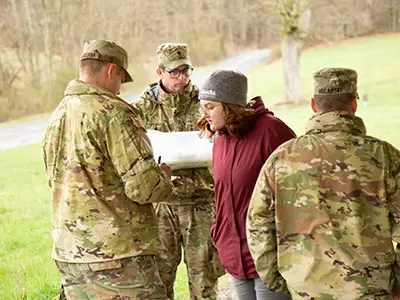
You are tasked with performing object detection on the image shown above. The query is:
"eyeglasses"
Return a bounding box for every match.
[165,67,193,78]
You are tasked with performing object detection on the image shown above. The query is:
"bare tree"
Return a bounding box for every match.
[277,0,311,103]
[0,0,399,121]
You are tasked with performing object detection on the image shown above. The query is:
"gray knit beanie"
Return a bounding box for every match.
[199,70,248,107]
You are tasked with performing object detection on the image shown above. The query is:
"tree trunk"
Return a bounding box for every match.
[392,0,399,31]
[42,0,53,105]
[281,35,302,103]
[10,0,28,74]
[22,0,40,84]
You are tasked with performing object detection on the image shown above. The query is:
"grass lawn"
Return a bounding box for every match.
[1,34,399,299]
[0,143,194,299]
[247,33,400,148]
[0,144,57,299]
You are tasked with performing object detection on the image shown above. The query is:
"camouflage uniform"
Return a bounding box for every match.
[134,43,223,300]
[246,68,400,299]
[43,40,173,299]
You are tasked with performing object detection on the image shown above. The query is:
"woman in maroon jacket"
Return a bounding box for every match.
[197,70,295,300]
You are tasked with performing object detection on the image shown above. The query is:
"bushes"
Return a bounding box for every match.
[0,37,230,123]
[267,43,283,63]
[0,63,77,122]
[188,34,227,66]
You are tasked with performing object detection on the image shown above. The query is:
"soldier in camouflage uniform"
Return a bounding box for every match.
[246,68,400,299]
[43,40,173,300]
[134,43,224,300]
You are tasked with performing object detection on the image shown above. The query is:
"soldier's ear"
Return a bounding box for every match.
[156,67,163,77]
[311,98,317,112]
[350,96,358,114]
[105,63,117,80]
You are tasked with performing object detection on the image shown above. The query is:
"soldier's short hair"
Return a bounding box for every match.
[314,93,355,112]
[80,59,107,75]
[80,59,124,78]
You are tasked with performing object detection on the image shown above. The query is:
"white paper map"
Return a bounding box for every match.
[146,130,213,170]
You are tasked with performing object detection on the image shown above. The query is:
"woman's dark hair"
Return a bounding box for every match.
[197,100,256,138]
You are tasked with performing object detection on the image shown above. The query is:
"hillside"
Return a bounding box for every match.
[0,34,399,300]
[247,34,400,148]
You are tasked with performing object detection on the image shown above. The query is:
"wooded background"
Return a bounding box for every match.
[0,0,399,121]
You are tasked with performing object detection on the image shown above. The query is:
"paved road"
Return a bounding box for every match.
[0,49,269,152]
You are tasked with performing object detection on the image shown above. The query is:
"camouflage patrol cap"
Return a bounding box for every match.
[157,43,192,70]
[80,40,133,83]
[313,68,358,96]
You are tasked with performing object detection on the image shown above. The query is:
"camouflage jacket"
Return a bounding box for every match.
[247,111,400,299]
[134,81,214,205]
[43,80,173,263]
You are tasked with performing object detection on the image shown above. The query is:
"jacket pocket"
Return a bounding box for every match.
[88,259,122,272]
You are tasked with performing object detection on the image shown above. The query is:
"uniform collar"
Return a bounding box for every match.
[306,111,367,136]
[64,79,117,98]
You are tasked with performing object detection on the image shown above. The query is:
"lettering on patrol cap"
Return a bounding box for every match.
[313,67,358,96]
[156,43,192,70]
[80,40,133,83]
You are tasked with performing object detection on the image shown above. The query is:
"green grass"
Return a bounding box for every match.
[247,33,400,148]
[1,34,400,299]
[0,144,58,299]
[0,142,193,299]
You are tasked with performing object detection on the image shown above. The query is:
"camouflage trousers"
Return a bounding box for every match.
[55,255,169,299]
[155,201,225,300]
